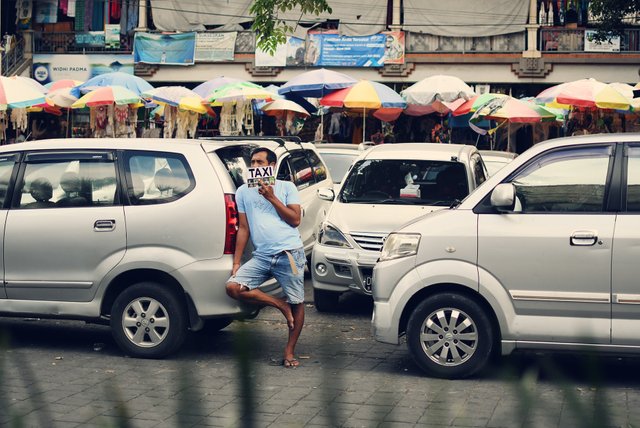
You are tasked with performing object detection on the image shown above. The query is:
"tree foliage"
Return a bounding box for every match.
[589,0,640,41]
[250,0,332,54]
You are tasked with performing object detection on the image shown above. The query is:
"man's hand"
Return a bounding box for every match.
[232,262,241,276]
[257,180,276,201]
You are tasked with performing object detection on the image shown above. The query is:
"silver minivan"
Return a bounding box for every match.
[373,134,640,378]
[0,137,331,358]
[312,143,487,311]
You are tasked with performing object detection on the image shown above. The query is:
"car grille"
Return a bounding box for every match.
[350,232,387,252]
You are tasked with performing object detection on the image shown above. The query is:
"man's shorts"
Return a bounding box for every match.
[227,247,306,304]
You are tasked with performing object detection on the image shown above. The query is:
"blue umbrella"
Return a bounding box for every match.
[278,68,357,98]
[72,72,153,98]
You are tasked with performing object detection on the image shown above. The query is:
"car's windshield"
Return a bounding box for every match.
[319,152,358,184]
[339,159,469,206]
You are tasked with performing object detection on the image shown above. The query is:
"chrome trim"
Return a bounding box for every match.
[350,231,387,252]
[512,340,640,354]
[510,290,610,303]
[614,294,640,305]
[5,281,93,289]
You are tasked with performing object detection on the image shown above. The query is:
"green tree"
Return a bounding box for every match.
[250,0,332,54]
[589,0,640,40]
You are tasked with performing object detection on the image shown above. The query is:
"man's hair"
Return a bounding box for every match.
[250,147,277,164]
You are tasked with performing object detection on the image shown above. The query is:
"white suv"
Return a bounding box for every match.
[373,133,640,378]
[0,137,330,358]
[312,143,487,311]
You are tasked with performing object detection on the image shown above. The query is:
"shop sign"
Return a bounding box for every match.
[195,32,237,62]
[133,32,196,65]
[307,32,387,67]
[584,30,620,52]
[32,54,135,84]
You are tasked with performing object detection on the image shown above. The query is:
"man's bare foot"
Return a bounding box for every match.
[279,303,294,330]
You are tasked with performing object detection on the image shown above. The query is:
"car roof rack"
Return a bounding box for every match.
[199,135,302,146]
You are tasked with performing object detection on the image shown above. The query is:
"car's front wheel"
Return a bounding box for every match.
[313,288,340,312]
[407,293,493,379]
[111,282,187,358]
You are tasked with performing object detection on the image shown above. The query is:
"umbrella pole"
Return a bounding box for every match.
[67,108,71,138]
[321,109,324,142]
[507,122,512,153]
[362,108,366,143]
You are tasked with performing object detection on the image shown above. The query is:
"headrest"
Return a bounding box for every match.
[154,168,175,193]
[60,171,81,193]
[30,177,53,202]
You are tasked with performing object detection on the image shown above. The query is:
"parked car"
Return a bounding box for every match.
[372,133,640,379]
[0,137,331,358]
[315,143,373,185]
[479,150,518,176]
[311,143,487,311]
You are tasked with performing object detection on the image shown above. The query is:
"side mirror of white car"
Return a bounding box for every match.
[317,187,335,201]
[490,183,517,212]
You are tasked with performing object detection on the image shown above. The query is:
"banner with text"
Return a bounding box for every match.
[195,32,237,61]
[584,30,620,52]
[32,54,135,84]
[134,32,196,65]
[255,37,305,67]
[307,32,387,67]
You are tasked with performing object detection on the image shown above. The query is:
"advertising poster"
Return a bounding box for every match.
[32,54,135,84]
[105,24,121,49]
[35,0,57,23]
[307,32,387,67]
[382,31,405,64]
[584,30,620,52]
[75,32,105,47]
[255,37,305,67]
[195,32,237,61]
[133,32,196,65]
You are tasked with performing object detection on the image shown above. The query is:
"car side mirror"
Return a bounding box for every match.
[490,183,516,212]
[317,187,335,201]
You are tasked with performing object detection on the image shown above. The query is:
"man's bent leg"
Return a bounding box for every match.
[226,282,294,330]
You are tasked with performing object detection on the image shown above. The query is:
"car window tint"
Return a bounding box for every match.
[339,159,468,206]
[214,145,253,188]
[18,156,117,209]
[319,152,358,184]
[510,145,612,213]
[306,150,327,182]
[627,146,640,211]
[289,153,314,189]
[125,151,194,205]
[0,155,16,207]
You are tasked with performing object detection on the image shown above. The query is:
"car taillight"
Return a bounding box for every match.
[224,194,238,254]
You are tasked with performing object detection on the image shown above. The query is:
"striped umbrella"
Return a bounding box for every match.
[142,86,207,114]
[71,85,142,108]
[0,76,47,110]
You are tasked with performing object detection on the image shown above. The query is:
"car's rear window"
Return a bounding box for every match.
[214,145,255,188]
[339,159,469,206]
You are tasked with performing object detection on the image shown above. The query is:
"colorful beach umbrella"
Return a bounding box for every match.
[73,72,153,97]
[401,75,475,106]
[0,76,47,110]
[261,99,309,118]
[278,68,357,98]
[71,85,142,108]
[46,87,79,108]
[536,78,631,110]
[474,97,558,123]
[452,93,509,116]
[45,79,84,92]
[206,81,278,104]
[193,77,245,98]
[142,86,207,114]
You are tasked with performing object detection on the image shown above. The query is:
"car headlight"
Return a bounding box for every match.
[379,233,421,262]
[318,223,352,248]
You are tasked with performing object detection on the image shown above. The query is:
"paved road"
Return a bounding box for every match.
[0,277,639,427]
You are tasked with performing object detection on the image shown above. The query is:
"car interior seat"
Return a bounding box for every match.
[57,171,89,206]
[435,166,468,201]
[24,177,56,208]
[154,168,176,196]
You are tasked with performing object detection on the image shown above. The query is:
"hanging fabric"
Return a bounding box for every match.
[10,108,29,132]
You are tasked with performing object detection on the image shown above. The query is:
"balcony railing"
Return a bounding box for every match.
[34,32,133,54]
[1,37,25,75]
[406,32,526,53]
[540,27,640,52]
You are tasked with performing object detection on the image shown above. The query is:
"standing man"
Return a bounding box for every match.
[226,147,306,368]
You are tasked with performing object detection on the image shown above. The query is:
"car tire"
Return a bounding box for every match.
[313,288,340,312]
[111,282,187,358]
[407,293,493,379]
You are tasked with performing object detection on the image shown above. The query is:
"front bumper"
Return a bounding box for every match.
[311,244,379,295]
[372,300,400,344]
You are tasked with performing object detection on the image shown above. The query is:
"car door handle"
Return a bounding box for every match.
[570,231,597,246]
[94,219,116,231]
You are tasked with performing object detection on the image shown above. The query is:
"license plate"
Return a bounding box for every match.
[361,268,373,292]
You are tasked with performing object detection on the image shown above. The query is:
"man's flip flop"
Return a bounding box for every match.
[283,358,299,368]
